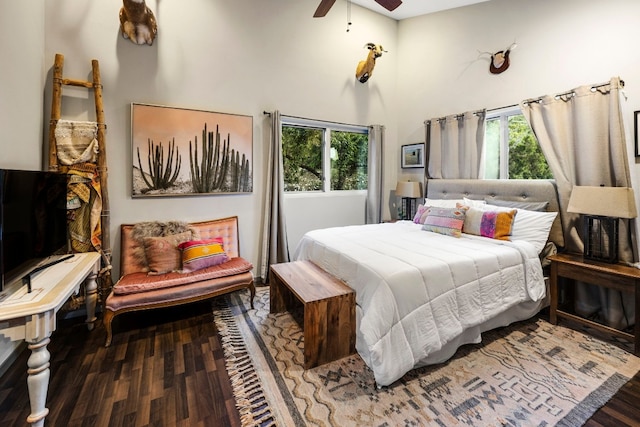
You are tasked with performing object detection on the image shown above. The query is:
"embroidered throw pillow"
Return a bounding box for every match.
[422,206,467,237]
[179,237,229,273]
[143,231,193,275]
[413,204,431,224]
[463,206,517,240]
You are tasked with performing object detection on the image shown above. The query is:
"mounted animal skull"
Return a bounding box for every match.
[480,42,517,74]
[119,0,157,46]
[355,43,387,83]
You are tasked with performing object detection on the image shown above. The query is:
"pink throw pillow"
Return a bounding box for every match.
[143,231,193,275]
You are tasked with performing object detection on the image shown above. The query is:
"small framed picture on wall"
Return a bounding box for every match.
[401,143,425,168]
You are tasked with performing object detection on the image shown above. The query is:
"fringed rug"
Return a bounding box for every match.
[213,288,640,427]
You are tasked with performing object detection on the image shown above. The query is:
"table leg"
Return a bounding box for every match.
[85,271,98,331]
[25,337,51,427]
[549,262,558,324]
[635,281,640,355]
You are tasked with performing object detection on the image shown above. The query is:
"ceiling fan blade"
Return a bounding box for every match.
[375,0,402,12]
[314,0,337,17]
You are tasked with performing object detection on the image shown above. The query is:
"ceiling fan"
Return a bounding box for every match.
[313,0,402,18]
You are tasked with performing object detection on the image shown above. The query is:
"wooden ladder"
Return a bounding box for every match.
[47,53,113,298]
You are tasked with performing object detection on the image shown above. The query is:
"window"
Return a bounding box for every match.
[484,107,552,179]
[281,117,368,192]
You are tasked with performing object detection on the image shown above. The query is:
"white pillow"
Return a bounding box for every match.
[463,197,487,208]
[485,203,557,253]
[424,198,463,208]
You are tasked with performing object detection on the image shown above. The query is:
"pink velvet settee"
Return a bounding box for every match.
[103,216,255,346]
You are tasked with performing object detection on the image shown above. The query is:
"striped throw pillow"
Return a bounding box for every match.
[179,237,229,272]
[421,206,467,237]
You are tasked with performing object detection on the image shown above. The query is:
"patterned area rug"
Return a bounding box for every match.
[213,288,640,427]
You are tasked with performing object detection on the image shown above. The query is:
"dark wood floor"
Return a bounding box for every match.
[1,297,639,426]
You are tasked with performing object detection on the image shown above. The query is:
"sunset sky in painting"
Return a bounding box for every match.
[132,104,253,184]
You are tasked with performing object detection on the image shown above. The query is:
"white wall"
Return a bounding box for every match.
[286,192,367,256]
[1,1,45,170]
[395,0,640,188]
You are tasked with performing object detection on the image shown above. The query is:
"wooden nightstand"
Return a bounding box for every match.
[549,253,640,354]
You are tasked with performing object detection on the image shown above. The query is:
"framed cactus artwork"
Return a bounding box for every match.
[131,103,253,197]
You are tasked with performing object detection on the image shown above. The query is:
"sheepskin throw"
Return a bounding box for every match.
[130,221,197,272]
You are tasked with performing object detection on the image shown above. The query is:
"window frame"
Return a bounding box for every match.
[280,116,369,194]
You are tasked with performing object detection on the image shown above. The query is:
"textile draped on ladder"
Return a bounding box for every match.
[67,163,102,253]
[54,120,99,165]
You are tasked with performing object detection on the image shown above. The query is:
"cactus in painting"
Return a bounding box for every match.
[137,138,181,190]
[189,124,252,193]
[228,150,251,192]
[190,124,228,193]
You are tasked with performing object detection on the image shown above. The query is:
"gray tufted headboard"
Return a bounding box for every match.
[426,179,564,249]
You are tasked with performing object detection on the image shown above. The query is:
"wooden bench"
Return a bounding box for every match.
[269,260,355,369]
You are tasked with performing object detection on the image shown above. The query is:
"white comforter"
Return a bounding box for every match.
[293,221,546,386]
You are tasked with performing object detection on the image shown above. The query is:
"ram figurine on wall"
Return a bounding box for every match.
[355,43,387,83]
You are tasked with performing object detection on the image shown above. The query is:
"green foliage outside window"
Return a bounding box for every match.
[282,125,368,192]
[507,115,553,179]
[282,126,322,191]
[330,131,368,190]
[484,113,552,180]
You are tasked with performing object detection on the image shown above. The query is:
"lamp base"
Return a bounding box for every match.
[401,198,418,220]
[582,215,618,264]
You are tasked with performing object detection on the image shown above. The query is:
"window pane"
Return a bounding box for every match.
[282,126,323,191]
[507,115,553,179]
[330,131,368,190]
[484,118,500,179]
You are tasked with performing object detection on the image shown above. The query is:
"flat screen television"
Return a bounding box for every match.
[0,169,69,291]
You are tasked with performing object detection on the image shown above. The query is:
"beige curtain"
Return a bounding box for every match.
[258,111,290,283]
[520,77,634,328]
[424,110,486,179]
[366,125,384,224]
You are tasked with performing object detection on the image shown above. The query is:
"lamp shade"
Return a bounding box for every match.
[567,186,637,219]
[395,181,422,198]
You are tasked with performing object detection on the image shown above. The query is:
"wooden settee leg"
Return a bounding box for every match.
[249,282,256,309]
[103,310,115,347]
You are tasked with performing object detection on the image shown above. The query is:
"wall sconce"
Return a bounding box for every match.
[395,181,422,220]
[567,186,637,263]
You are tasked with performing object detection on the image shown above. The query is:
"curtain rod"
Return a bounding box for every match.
[487,104,518,113]
[522,78,624,106]
[265,111,367,129]
[424,108,486,124]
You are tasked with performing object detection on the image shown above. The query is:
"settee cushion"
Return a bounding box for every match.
[113,257,253,295]
[144,231,194,274]
[130,221,195,272]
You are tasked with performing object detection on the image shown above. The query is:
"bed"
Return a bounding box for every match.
[293,179,564,387]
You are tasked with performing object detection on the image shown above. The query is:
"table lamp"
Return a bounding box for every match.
[567,186,637,263]
[395,181,422,220]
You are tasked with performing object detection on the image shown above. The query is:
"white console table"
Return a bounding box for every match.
[0,252,101,427]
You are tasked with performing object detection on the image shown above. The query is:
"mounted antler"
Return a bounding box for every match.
[355,43,387,83]
[479,42,517,74]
